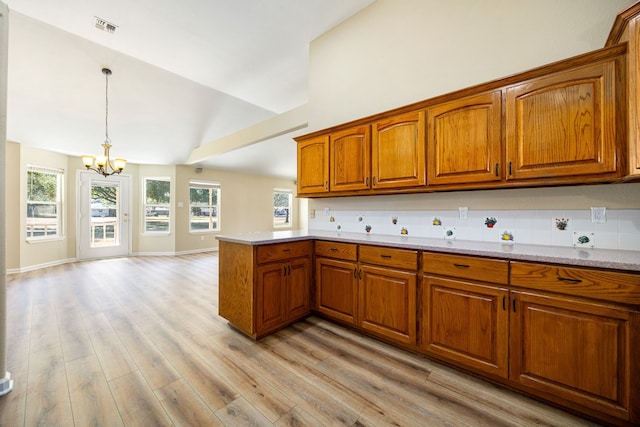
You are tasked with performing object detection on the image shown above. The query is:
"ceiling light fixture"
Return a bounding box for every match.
[82,67,126,177]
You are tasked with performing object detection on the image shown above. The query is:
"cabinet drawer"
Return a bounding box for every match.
[315,241,357,261]
[256,241,311,264]
[511,262,640,305]
[423,252,509,285]
[359,245,418,270]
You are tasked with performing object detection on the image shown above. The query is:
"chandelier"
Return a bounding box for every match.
[82,67,126,176]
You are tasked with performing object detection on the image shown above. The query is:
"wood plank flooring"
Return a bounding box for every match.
[0,253,601,426]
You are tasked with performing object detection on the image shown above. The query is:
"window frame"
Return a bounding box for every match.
[189,180,221,233]
[26,165,64,241]
[273,188,293,229]
[143,177,171,234]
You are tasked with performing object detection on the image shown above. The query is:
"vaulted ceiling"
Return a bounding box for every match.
[4,0,374,178]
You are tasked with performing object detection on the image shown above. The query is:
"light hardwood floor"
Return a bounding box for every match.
[0,253,600,426]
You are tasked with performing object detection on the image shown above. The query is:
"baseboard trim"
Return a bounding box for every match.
[7,249,218,274]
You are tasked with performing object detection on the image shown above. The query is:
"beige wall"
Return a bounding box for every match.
[5,143,300,271]
[308,0,636,130]
[305,0,640,214]
[174,165,299,253]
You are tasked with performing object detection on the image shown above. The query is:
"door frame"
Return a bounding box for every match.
[76,170,132,260]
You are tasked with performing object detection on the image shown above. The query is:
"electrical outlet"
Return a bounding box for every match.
[324,207,330,216]
[309,209,315,219]
[591,207,606,223]
[459,207,468,220]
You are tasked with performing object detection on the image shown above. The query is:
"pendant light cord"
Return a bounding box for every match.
[104,69,110,144]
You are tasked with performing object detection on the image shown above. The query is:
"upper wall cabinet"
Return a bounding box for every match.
[426,91,502,186]
[297,135,329,195]
[606,2,640,178]
[296,14,635,198]
[505,59,621,181]
[371,110,426,189]
[330,125,371,192]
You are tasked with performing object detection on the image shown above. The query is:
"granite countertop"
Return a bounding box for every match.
[216,230,640,272]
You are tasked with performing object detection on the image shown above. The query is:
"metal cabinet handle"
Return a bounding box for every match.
[380,254,392,259]
[495,163,499,177]
[330,248,338,252]
[509,161,512,175]
[502,295,506,311]
[512,297,517,312]
[453,263,470,268]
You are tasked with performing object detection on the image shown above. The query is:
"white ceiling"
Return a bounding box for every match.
[4,0,374,179]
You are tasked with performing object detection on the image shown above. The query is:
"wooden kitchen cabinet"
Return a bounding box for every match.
[505,58,621,181]
[257,257,311,335]
[422,252,510,378]
[510,261,640,424]
[315,241,359,325]
[371,110,426,189]
[218,240,311,339]
[426,91,502,186]
[509,290,639,422]
[330,125,371,192]
[358,245,418,345]
[297,135,329,195]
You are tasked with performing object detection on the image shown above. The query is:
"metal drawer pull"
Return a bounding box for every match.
[453,263,470,268]
[502,295,506,311]
[380,254,392,259]
[282,248,291,252]
[330,248,338,252]
[557,276,582,284]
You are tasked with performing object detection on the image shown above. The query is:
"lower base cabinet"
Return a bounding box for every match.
[510,290,639,422]
[360,264,416,344]
[218,240,311,339]
[422,276,509,378]
[220,239,640,425]
[257,257,311,334]
[315,257,358,324]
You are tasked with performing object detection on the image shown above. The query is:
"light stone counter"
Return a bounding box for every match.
[216,230,640,272]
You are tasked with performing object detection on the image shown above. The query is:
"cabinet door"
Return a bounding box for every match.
[506,60,619,180]
[297,135,329,195]
[256,262,287,334]
[422,276,509,378]
[510,290,637,421]
[427,91,502,185]
[359,265,416,344]
[330,125,371,192]
[371,111,425,189]
[315,257,358,325]
[287,257,311,321]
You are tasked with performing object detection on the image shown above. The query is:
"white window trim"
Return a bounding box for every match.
[26,165,64,241]
[143,176,172,235]
[273,187,293,229]
[189,180,221,233]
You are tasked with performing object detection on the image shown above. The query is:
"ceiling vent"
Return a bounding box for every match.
[94,16,117,34]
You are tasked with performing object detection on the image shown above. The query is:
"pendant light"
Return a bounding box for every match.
[82,67,126,176]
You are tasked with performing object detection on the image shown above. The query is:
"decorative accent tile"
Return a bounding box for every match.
[485,217,497,228]
[573,232,594,248]
[500,230,514,243]
[555,217,569,231]
[444,227,455,240]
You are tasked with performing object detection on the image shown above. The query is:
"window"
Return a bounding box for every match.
[189,180,220,232]
[273,188,292,228]
[144,178,171,233]
[26,166,63,240]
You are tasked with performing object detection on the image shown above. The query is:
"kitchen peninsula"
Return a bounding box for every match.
[217,231,640,426]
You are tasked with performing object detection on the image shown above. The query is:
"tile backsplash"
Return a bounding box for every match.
[308,209,640,251]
